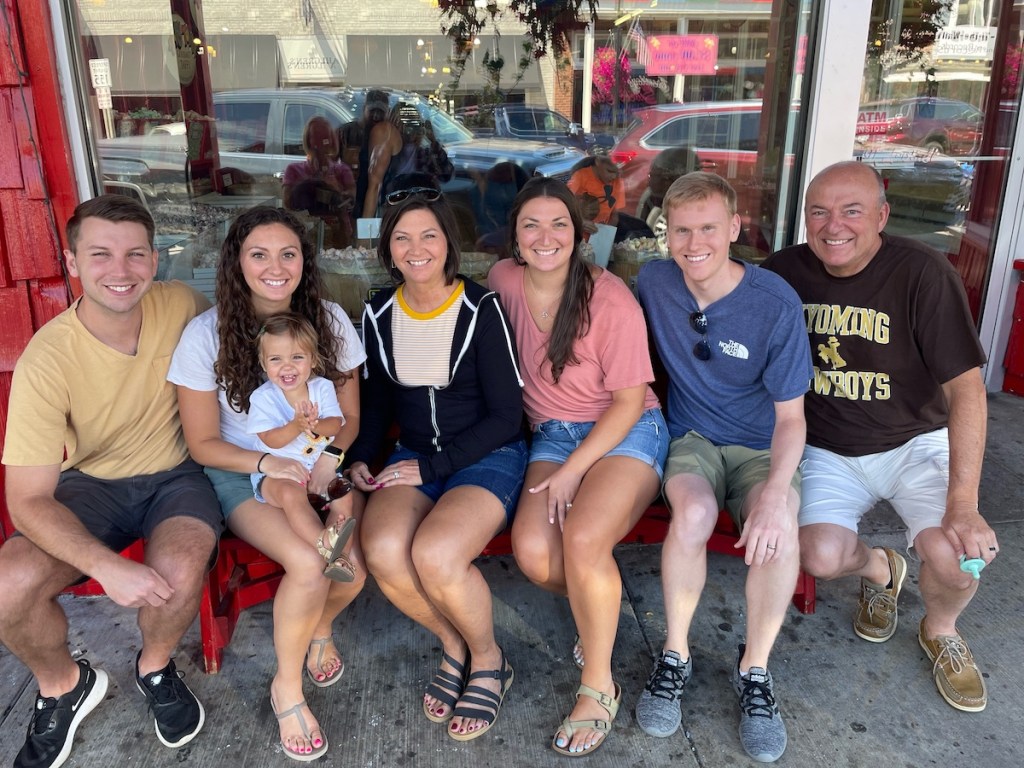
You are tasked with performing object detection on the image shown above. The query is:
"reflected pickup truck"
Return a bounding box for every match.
[456,104,616,152]
[97,88,586,197]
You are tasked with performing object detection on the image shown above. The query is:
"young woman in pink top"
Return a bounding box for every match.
[489,177,669,757]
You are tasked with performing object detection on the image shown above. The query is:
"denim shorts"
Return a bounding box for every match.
[385,439,528,526]
[52,459,223,549]
[529,407,670,480]
[204,466,257,520]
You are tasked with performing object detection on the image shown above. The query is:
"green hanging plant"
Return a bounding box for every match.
[437,1,599,90]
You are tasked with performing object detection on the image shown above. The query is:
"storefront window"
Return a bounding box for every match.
[65,0,816,314]
[857,0,1023,320]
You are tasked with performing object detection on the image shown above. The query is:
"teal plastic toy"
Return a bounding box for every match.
[959,554,986,580]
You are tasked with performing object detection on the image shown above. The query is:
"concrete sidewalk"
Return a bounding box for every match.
[2,394,1022,767]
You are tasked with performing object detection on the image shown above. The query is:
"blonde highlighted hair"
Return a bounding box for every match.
[662,171,738,218]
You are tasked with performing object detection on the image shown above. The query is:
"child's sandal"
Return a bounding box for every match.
[322,553,356,583]
[316,516,357,583]
[316,516,356,565]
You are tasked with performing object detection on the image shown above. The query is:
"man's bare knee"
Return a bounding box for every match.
[664,487,718,546]
[799,525,858,579]
[146,518,218,591]
[0,538,79,621]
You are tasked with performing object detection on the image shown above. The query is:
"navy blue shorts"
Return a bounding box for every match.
[386,439,528,526]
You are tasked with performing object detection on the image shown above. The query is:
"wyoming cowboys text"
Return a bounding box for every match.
[804,303,890,401]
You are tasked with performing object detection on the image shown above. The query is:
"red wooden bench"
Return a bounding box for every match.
[198,502,816,674]
[0,487,816,675]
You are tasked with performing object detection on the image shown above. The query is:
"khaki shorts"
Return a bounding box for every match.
[664,431,801,529]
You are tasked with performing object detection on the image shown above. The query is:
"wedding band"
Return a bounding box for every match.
[766,544,776,550]
[989,546,997,551]
[393,471,400,479]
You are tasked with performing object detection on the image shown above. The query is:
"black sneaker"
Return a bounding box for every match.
[135,652,205,748]
[15,658,109,768]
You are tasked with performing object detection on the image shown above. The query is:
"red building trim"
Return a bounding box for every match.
[0,0,78,540]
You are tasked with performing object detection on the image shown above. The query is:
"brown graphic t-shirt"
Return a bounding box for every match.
[763,234,986,456]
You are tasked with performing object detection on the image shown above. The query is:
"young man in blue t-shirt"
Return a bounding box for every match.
[634,172,812,764]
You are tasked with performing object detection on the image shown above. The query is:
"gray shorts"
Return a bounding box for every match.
[52,458,223,551]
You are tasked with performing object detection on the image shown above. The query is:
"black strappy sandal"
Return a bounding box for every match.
[448,649,514,741]
[423,651,468,724]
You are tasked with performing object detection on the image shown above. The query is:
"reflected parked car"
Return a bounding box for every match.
[609,100,765,215]
[856,97,983,156]
[609,99,970,241]
[455,104,616,151]
[854,140,971,229]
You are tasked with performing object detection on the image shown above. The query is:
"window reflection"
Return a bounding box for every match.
[73,0,815,312]
[858,0,1023,320]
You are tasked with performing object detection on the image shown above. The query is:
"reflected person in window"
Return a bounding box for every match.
[567,149,625,227]
[283,115,355,248]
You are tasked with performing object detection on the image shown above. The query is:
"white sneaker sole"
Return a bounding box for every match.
[51,665,109,768]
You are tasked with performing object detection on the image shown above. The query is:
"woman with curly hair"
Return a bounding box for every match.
[168,206,366,762]
[489,177,668,757]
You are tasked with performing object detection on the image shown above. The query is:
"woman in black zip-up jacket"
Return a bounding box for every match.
[347,189,527,743]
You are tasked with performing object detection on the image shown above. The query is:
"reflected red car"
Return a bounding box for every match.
[855,97,983,156]
[610,100,766,217]
[609,99,970,251]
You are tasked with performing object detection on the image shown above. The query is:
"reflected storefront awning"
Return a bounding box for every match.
[344,35,541,92]
[882,50,992,84]
[883,69,991,83]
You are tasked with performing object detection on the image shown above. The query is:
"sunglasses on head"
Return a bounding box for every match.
[384,187,442,206]
[690,311,711,361]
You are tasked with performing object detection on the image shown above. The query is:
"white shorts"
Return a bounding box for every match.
[799,428,950,549]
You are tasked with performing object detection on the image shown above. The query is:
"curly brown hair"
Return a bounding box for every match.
[509,177,593,384]
[214,206,346,413]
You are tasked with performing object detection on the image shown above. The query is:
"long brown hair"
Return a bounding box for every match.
[509,176,593,383]
[214,206,345,412]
